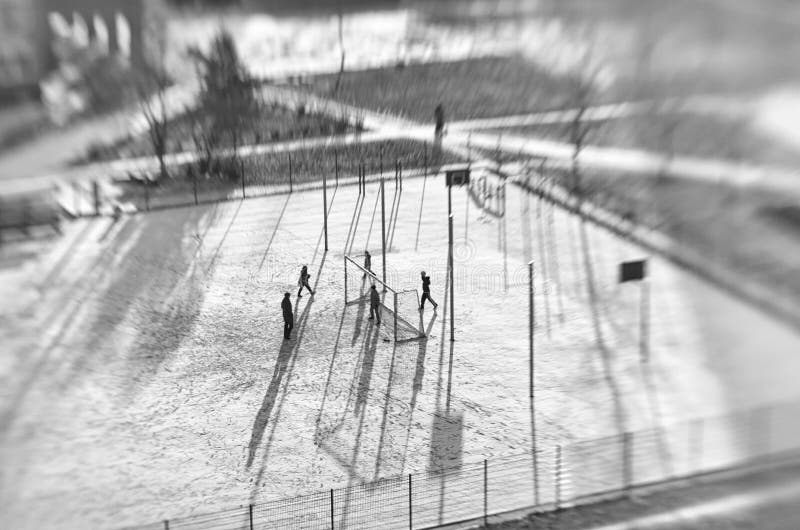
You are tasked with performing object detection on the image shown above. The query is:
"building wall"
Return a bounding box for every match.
[0,0,48,91]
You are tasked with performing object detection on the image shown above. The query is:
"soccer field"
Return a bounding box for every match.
[2,171,800,529]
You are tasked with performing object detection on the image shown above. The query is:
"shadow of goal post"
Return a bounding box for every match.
[344,255,423,341]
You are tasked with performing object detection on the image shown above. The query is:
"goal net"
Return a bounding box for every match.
[344,255,424,342]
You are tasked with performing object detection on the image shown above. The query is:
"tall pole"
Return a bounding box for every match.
[447,181,454,342]
[381,178,387,286]
[449,212,455,342]
[529,261,534,398]
[323,170,329,251]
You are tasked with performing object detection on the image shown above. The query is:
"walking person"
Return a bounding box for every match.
[419,270,438,311]
[434,103,445,138]
[363,250,373,278]
[297,265,314,297]
[282,292,293,340]
[368,284,381,323]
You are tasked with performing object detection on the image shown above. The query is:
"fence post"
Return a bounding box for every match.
[93,180,100,216]
[249,504,254,530]
[423,142,428,178]
[555,445,562,510]
[241,158,246,198]
[323,170,329,252]
[344,256,349,304]
[393,292,398,339]
[289,153,293,193]
[330,489,335,530]
[408,474,413,530]
[623,432,633,491]
[483,459,488,526]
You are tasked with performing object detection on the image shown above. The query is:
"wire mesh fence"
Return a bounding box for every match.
[55,139,463,219]
[121,399,800,530]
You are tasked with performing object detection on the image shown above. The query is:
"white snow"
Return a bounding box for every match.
[2,175,800,529]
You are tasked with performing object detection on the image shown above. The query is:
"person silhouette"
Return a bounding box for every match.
[434,103,445,138]
[419,270,438,311]
[297,265,314,297]
[281,292,293,340]
[368,284,381,323]
[363,250,373,279]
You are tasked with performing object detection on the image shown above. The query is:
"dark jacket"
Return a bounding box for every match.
[282,297,293,318]
[422,275,431,293]
[370,288,381,307]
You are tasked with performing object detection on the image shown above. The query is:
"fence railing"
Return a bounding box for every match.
[122,399,800,530]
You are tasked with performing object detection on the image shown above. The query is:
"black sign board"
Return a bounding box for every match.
[446,168,470,187]
[619,260,647,283]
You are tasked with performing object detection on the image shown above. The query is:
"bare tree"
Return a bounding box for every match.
[137,63,171,181]
[561,52,605,217]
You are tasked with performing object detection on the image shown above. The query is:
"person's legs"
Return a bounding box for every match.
[376,307,381,323]
[369,306,375,320]
[420,292,430,309]
[304,281,314,295]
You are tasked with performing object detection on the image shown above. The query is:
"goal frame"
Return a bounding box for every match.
[344,255,423,341]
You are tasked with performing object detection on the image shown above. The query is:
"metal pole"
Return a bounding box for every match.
[449,212,455,342]
[640,279,650,363]
[323,170,329,251]
[289,153,293,193]
[529,261,535,398]
[381,178,387,286]
[424,142,428,178]
[93,180,100,216]
[394,292,398,339]
[483,459,488,526]
[241,158,246,198]
[330,488,335,530]
[408,474,413,530]
[249,504,254,530]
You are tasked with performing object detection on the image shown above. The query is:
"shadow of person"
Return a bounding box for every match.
[246,338,295,468]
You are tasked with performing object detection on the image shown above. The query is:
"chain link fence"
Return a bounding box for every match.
[121,400,800,530]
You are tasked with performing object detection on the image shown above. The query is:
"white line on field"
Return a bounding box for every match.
[585,477,800,530]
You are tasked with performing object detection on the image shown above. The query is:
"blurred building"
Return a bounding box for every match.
[0,0,166,99]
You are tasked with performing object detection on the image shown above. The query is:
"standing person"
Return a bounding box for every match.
[363,250,373,278]
[434,103,445,138]
[297,265,314,297]
[419,270,438,311]
[282,292,293,340]
[368,284,381,323]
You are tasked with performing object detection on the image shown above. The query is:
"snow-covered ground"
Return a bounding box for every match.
[2,173,800,529]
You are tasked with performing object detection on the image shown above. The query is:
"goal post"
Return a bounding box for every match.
[344,255,424,341]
